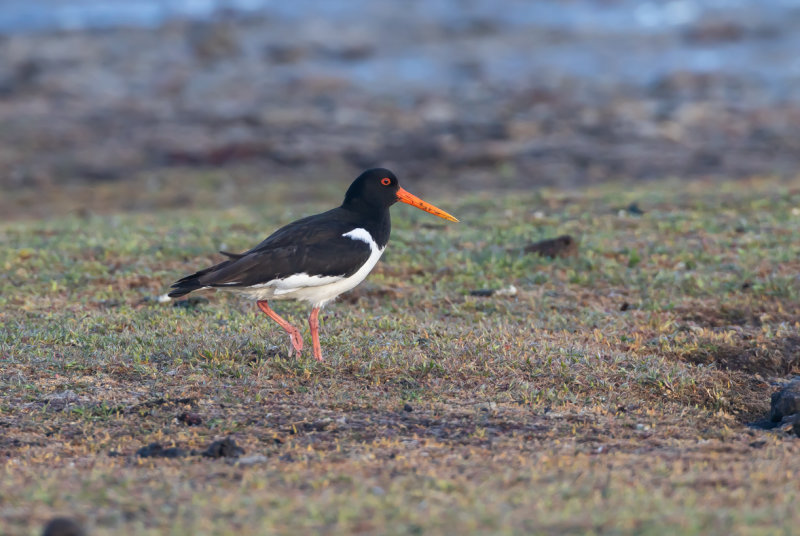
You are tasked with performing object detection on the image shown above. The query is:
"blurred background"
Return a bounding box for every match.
[2,0,800,219]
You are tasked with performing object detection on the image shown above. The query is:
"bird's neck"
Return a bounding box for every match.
[342,201,391,248]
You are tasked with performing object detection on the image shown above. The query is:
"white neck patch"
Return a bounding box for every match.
[342,228,376,249]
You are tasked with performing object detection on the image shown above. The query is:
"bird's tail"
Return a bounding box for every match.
[168,251,242,298]
[167,275,207,298]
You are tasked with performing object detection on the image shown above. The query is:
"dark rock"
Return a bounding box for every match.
[625,203,645,216]
[202,438,244,459]
[177,412,203,426]
[469,289,495,297]
[523,235,578,259]
[404,403,414,412]
[136,442,188,458]
[42,517,86,536]
[770,378,800,422]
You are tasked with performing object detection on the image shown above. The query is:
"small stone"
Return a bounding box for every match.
[136,442,187,458]
[177,412,202,426]
[523,235,578,259]
[770,378,800,422]
[626,202,645,215]
[494,285,517,297]
[42,517,86,536]
[469,289,495,297]
[202,437,244,459]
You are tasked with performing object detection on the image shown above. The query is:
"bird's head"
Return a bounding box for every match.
[343,168,458,222]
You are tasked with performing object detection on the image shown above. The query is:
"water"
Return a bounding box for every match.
[4,0,799,34]
[2,0,800,98]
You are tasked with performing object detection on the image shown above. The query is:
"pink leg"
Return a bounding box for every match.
[308,307,324,362]
[257,301,303,357]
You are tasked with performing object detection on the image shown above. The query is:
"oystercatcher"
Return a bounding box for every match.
[168,168,458,361]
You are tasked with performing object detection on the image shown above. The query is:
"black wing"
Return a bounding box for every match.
[168,208,374,297]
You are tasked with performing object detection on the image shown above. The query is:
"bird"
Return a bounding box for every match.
[168,168,458,361]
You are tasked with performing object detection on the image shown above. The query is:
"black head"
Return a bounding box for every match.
[342,168,459,222]
[342,168,400,211]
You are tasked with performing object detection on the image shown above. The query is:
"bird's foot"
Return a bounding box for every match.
[287,329,304,358]
[311,340,323,362]
[308,307,324,362]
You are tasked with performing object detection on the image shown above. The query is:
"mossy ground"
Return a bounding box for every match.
[1,174,799,535]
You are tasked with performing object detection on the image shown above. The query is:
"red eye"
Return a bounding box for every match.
[381,177,391,186]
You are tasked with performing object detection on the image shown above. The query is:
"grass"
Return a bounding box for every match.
[1,174,800,535]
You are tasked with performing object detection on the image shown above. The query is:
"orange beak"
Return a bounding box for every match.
[396,187,459,222]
